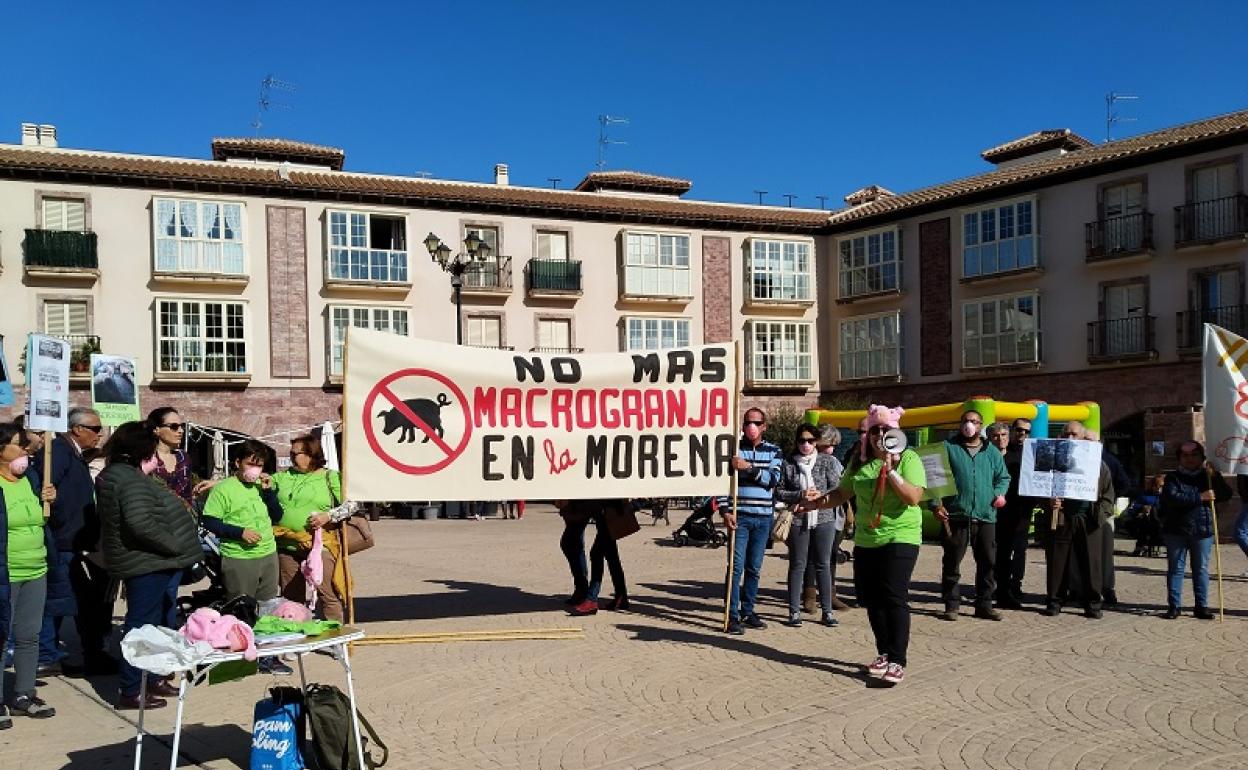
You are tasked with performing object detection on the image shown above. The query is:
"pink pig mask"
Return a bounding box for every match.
[179,607,257,660]
[861,404,905,462]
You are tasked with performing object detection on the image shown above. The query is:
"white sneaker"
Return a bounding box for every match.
[867,655,889,677]
[882,663,906,685]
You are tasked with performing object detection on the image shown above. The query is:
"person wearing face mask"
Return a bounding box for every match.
[0,422,59,722]
[932,410,1011,622]
[96,421,202,710]
[1158,440,1232,619]
[801,404,926,686]
[272,435,346,622]
[777,423,844,627]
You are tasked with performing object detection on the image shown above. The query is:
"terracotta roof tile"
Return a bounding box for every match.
[980,129,1094,163]
[574,170,693,195]
[830,109,1248,228]
[211,137,345,170]
[0,146,827,232]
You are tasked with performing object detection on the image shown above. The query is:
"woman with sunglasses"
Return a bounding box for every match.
[145,407,215,508]
[801,404,925,686]
[777,423,844,627]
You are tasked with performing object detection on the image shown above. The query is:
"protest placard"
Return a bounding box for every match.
[0,336,13,407]
[90,354,140,425]
[1018,438,1101,502]
[24,333,70,433]
[916,442,957,501]
[344,329,738,502]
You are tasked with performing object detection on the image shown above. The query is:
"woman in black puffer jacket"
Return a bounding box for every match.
[97,422,201,711]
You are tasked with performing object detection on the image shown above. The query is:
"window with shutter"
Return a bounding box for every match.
[537,319,572,351]
[42,198,86,232]
[43,300,90,336]
[536,232,568,261]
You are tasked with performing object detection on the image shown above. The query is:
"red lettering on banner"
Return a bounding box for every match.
[600,389,620,429]
[644,389,665,428]
[552,390,573,431]
[500,388,522,427]
[575,390,597,429]
[473,387,497,428]
[621,390,643,429]
[710,388,730,427]
[525,389,548,428]
[665,391,687,428]
[544,439,578,475]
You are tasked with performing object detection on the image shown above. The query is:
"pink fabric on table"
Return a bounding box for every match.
[179,608,257,661]
[301,527,325,612]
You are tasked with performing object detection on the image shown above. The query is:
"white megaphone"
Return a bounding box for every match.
[879,428,908,455]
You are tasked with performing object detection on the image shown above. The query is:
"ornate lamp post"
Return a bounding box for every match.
[424,232,492,345]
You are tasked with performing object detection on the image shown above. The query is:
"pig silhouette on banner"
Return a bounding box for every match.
[376,393,452,444]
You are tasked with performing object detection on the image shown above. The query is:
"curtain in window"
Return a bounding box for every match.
[223,204,242,240]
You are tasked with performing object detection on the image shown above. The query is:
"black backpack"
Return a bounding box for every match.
[304,683,388,770]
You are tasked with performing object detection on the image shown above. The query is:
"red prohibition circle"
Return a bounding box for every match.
[362,368,473,475]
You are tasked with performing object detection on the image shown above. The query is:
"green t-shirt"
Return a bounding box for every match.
[271,470,341,552]
[840,450,927,549]
[2,476,48,582]
[204,477,277,560]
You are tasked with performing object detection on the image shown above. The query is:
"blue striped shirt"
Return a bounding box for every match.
[719,438,783,517]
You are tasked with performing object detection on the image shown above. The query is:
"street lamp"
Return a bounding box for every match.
[425,232,492,345]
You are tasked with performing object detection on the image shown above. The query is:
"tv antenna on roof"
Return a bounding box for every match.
[597,114,629,170]
[1105,92,1139,142]
[252,75,297,136]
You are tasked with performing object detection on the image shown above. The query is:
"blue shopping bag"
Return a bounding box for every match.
[251,690,305,770]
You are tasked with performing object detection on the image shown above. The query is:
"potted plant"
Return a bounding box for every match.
[70,338,100,373]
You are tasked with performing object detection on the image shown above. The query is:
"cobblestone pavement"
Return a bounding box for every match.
[5,507,1247,769]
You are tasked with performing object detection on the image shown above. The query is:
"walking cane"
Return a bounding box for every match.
[722,342,742,633]
[1204,464,1226,623]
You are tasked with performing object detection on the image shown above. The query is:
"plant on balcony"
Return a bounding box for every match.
[70,338,101,373]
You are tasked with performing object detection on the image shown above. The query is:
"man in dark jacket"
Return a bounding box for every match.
[1042,423,1113,618]
[995,418,1033,609]
[38,407,117,676]
[932,410,1011,621]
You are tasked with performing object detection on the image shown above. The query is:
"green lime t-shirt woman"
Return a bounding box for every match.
[839,450,927,549]
[1,475,48,583]
[272,468,341,552]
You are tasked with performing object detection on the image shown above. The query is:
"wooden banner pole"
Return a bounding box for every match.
[1205,464,1226,623]
[41,431,53,520]
[722,341,742,632]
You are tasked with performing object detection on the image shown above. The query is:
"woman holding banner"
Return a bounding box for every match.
[802,405,925,686]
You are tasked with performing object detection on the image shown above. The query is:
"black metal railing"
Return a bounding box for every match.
[1087,316,1155,361]
[58,334,102,372]
[1177,305,1248,349]
[467,344,515,350]
[23,229,98,269]
[1085,212,1153,260]
[462,256,512,290]
[1175,195,1248,246]
[530,346,585,354]
[526,259,583,293]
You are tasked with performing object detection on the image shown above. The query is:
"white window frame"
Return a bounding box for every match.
[962,196,1038,279]
[152,197,247,275]
[837,226,901,299]
[749,238,813,302]
[326,209,410,284]
[156,298,249,375]
[536,317,574,352]
[838,310,902,381]
[623,316,692,352]
[466,315,504,349]
[748,320,814,383]
[961,291,1041,370]
[41,197,87,232]
[623,230,692,297]
[43,299,90,336]
[327,305,411,377]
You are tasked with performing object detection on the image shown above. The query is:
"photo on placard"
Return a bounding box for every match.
[35,399,62,418]
[37,338,65,360]
[91,355,137,405]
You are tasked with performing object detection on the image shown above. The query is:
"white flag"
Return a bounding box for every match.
[1202,323,1248,474]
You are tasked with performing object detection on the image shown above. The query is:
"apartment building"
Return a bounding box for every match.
[0,128,827,438]
[820,109,1248,476]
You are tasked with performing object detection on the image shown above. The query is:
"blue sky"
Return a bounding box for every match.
[3,1,1246,207]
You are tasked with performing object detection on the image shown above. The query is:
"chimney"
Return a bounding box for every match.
[20,123,57,147]
[38,124,57,148]
[494,163,509,186]
[21,123,38,146]
[844,185,895,207]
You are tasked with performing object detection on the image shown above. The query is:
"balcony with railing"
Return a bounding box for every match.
[467,343,516,351]
[460,256,513,295]
[23,229,99,279]
[1087,316,1156,363]
[57,334,102,380]
[1174,195,1248,247]
[525,259,582,298]
[1177,304,1248,352]
[1085,212,1154,261]
[530,346,585,354]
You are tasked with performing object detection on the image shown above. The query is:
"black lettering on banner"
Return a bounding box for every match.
[482,435,505,481]
[551,358,582,383]
[585,435,608,478]
[664,434,684,477]
[700,348,727,383]
[638,435,659,478]
[631,353,661,383]
[514,357,545,383]
[512,436,535,480]
[714,433,735,475]
[689,434,709,477]
[611,436,633,479]
[667,350,695,383]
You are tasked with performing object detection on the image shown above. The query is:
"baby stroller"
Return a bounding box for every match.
[176,526,227,623]
[672,497,725,547]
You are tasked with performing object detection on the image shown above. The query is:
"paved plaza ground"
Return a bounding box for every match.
[3,506,1247,769]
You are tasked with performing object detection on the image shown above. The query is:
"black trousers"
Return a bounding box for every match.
[853,543,919,667]
[69,555,114,656]
[560,516,591,598]
[994,509,1031,604]
[1045,514,1104,610]
[940,519,996,611]
[588,512,626,601]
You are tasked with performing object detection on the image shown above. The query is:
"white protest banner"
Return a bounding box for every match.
[916,443,957,501]
[1018,438,1101,502]
[90,354,140,426]
[343,329,738,502]
[24,333,71,433]
[1203,323,1248,474]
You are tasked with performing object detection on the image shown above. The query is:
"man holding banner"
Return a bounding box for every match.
[720,407,782,636]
